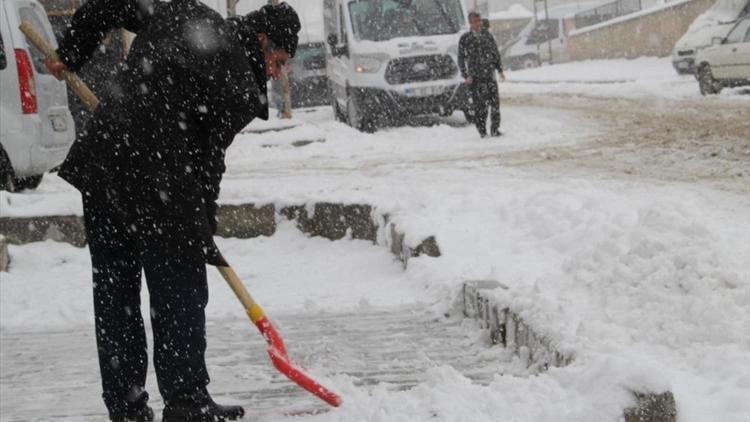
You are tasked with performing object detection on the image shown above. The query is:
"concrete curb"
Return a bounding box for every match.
[463,280,572,371]
[0,215,86,247]
[0,202,440,268]
[463,280,678,422]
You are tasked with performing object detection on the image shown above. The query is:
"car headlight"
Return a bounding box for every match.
[353,55,385,73]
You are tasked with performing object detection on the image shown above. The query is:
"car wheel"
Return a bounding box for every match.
[698,65,722,95]
[346,94,375,133]
[521,55,540,69]
[13,174,43,191]
[0,149,15,192]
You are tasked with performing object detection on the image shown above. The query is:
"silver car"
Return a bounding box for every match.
[0,0,75,191]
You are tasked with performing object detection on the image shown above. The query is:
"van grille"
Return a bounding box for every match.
[385,55,458,85]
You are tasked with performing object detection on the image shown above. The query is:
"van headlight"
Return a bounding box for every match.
[353,55,386,73]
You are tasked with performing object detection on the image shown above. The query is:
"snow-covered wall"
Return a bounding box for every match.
[567,0,716,60]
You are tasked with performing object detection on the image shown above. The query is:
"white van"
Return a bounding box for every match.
[0,0,75,192]
[324,0,474,132]
[502,2,602,70]
[672,0,749,75]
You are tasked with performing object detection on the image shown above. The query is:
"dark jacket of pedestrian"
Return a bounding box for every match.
[458,29,503,82]
[56,0,271,265]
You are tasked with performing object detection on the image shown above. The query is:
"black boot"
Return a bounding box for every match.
[111,405,154,422]
[163,391,244,422]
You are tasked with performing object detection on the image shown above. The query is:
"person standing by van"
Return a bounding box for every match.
[458,12,505,138]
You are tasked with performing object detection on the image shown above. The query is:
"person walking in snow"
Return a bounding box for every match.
[44,1,300,421]
[458,11,505,138]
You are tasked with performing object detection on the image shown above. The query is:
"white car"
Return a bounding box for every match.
[0,0,75,192]
[695,17,750,95]
[671,0,748,75]
[502,2,604,70]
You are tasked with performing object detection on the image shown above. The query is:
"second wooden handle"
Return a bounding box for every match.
[19,21,100,112]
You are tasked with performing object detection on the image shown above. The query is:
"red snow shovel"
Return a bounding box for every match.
[216,259,342,407]
[20,22,343,408]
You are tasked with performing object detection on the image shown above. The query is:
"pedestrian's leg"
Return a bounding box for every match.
[83,192,150,419]
[489,82,501,135]
[143,255,210,403]
[471,84,488,136]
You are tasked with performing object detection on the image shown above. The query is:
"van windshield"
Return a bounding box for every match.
[348,0,464,41]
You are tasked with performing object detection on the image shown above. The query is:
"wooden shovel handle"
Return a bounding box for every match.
[19,21,100,112]
[216,264,264,324]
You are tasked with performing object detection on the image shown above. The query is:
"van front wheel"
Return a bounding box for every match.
[347,95,375,133]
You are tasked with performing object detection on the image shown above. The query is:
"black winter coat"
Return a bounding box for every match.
[56,0,267,265]
[457,30,503,82]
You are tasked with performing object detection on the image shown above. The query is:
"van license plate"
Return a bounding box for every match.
[50,115,67,132]
[404,86,443,97]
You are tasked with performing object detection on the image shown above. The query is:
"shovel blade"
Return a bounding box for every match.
[268,347,343,407]
[256,316,342,407]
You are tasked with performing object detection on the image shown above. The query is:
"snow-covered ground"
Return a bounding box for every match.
[2,58,749,421]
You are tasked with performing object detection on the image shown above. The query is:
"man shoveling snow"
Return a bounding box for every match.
[44,1,300,421]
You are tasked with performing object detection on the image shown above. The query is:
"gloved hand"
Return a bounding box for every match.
[45,57,67,81]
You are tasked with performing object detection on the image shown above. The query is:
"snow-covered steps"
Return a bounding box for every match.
[0,307,510,421]
[462,280,678,422]
[463,280,572,372]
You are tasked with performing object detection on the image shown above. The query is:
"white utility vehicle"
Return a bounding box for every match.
[0,0,75,192]
[672,0,749,75]
[324,0,474,132]
[695,16,750,95]
[502,3,601,70]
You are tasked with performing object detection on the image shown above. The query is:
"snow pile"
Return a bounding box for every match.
[403,179,750,421]
[310,364,633,422]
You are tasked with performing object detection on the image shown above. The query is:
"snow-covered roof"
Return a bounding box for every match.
[489,4,533,21]
[534,2,607,20]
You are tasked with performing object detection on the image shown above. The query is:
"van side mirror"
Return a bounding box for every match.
[327,33,348,57]
[327,33,338,47]
[712,36,725,45]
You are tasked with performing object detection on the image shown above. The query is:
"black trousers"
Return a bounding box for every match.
[82,190,210,417]
[471,81,500,136]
